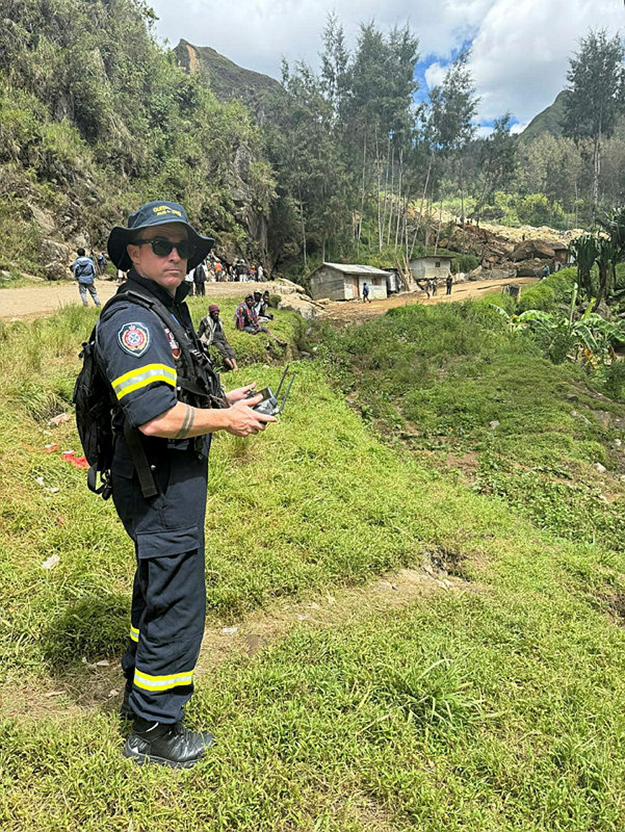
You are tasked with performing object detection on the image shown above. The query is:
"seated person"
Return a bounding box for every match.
[234,294,286,347]
[197,304,238,371]
[259,290,274,321]
[235,294,263,334]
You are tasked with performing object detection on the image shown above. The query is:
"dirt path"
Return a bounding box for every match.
[322,276,539,322]
[0,275,538,322]
[0,280,283,321]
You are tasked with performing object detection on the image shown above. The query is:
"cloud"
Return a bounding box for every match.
[467,0,624,123]
[147,0,625,125]
[424,62,448,90]
[148,0,497,78]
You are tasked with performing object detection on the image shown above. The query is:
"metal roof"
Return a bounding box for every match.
[409,255,453,262]
[318,262,390,277]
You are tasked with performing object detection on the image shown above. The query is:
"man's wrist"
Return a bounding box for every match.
[208,406,231,433]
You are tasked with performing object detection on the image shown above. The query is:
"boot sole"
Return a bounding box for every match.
[123,745,205,769]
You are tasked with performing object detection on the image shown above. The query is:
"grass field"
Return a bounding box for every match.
[2,294,625,830]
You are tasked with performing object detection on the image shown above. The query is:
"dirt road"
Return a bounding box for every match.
[321,276,539,322]
[0,280,282,321]
[0,275,538,322]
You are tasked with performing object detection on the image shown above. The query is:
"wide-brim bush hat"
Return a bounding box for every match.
[107,200,214,273]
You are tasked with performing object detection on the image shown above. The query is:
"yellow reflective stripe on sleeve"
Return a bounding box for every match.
[129,625,140,643]
[133,668,195,691]
[111,363,177,401]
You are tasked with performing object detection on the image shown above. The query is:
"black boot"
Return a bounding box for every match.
[123,717,215,768]
[119,682,133,721]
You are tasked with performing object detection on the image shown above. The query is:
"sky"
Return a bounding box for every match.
[147,0,624,132]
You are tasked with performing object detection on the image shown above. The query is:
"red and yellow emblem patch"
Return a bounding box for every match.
[117,322,150,357]
[164,327,181,360]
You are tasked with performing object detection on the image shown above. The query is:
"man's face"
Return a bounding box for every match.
[246,296,254,308]
[209,310,219,321]
[127,222,189,294]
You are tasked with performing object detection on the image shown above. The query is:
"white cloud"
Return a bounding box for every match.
[424,62,448,90]
[147,0,625,125]
[467,0,624,123]
[148,0,498,77]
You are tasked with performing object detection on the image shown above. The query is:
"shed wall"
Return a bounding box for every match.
[409,257,452,281]
[310,267,349,301]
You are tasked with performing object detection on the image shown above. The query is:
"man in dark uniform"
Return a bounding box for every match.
[98,201,277,768]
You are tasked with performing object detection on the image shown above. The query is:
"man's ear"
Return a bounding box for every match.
[127,243,140,267]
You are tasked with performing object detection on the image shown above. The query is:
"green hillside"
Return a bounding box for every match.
[0,0,275,274]
[4,281,625,828]
[174,39,283,119]
[520,89,569,141]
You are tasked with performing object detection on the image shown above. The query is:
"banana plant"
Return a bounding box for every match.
[492,283,625,366]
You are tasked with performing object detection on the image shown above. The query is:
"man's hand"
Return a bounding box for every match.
[226,382,256,405]
[224,395,277,436]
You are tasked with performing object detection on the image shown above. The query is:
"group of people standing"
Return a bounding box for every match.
[421,274,454,299]
[71,245,272,308]
[182,256,270,296]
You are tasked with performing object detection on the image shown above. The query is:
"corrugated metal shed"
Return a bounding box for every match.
[309,262,390,301]
[322,263,391,277]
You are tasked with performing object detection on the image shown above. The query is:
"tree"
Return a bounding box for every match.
[420,50,478,252]
[472,114,517,222]
[563,29,625,217]
[319,13,349,123]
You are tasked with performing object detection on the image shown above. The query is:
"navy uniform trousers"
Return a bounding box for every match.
[111,442,208,724]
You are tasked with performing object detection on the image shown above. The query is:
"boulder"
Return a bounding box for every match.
[484,267,516,281]
[467,266,483,281]
[275,277,307,292]
[514,258,548,277]
[41,238,71,265]
[44,261,69,281]
[27,203,56,235]
[510,239,555,262]
[278,295,319,321]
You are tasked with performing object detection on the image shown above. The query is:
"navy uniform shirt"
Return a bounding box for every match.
[96,270,210,557]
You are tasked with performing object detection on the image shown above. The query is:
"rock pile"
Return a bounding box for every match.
[440,224,569,279]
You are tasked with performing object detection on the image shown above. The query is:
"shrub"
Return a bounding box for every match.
[452,254,479,274]
[599,360,625,400]
[518,269,576,312]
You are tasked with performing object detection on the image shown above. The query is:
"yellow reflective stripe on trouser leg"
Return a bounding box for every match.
[133,668,195,692]
[129,625,139,643]
[111,364,177,401]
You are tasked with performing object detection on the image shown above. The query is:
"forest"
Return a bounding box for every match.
[1,0,624,275]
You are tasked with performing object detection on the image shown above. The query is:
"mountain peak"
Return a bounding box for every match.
[174,40,282,119]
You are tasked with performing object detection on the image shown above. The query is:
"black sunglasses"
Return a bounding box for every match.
[133,237,195,259]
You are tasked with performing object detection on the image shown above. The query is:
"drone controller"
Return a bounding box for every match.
[245,364,295,417]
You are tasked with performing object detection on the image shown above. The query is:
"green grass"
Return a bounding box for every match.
[3,298,625,829]
[306,292,625,562]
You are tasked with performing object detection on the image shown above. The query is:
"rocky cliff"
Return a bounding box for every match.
[174,40,282,124]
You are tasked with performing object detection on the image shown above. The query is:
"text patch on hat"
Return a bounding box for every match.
[118,322,150,357]
[164,327,181,360]
[153,205,183,219]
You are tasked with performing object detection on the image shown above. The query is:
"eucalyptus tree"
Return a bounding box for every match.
[472,114,517,223]
[415,50,478,256]
[563,29,625,218]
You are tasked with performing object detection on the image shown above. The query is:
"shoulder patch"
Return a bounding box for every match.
[117,322,150,357]
[164,327,181,360]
